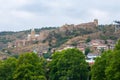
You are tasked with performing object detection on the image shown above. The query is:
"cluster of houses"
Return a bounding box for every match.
[56,39,115,54]
[55,39,115,65]
[88,39,115,53]
[86,39,115,64]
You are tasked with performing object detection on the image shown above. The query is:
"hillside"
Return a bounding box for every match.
[0,19,120,55]
[0,27,57,50]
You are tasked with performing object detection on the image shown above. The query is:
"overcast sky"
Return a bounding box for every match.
[0,0,120,31]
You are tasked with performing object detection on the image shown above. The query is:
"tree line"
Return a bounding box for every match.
[0,48,89,80]
[0,40,120,80]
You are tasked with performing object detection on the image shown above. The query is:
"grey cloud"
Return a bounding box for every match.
[0,0,120,31]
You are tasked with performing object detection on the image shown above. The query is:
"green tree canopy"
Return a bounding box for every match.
[13,52,46,80]
[114,39,120,50]
[49,48,89,80]
[105,50,120,80]
[0,57,17,80]
[85,47,90,56]
[91,50,112,80]
[91,40,120,80]
[86,37,91,43]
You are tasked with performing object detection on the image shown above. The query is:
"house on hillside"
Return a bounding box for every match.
[89,39,106,53]
[89,39,115,54]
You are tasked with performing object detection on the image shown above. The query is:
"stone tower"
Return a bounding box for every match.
[94,19,98,26]
[31,28,35,39]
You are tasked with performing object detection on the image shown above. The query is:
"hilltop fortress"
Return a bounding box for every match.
[59,19,98,32]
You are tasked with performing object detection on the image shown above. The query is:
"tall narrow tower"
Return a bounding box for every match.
[31,28,35,39]
[94,19,98,26]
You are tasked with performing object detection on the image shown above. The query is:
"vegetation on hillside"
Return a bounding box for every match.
[0,24,120,54]
[0,39,120,80]
[91,40,120,80]
[47,27,97,48]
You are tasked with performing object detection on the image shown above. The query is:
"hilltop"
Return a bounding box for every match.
[0,27,56,49]
[0,19,120,56]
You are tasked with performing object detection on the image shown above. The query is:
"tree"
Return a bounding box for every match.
[91,40,120,80]
[86,37,91,43]
[49,48,89,80]
[91,50,112,80]
[0,57,17,80]
[114,39,120,50]
[13,52,46,80]
[100,48,104,53]
[105,50,120,80]
[105,40,120,80]
[85,47,90,56]
[71,42,77,46]
[43,53,51,59]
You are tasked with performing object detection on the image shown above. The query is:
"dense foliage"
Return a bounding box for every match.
[0,49,90,80]
[91,50,112,80]
[0,49,89,80]
[49,48,89,80]
[0,52,46,80]
[85,47,90,56]
[91,40,120,80]
[13,52,46,80]
[0,57,17,80]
